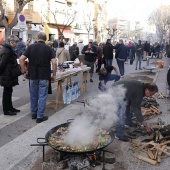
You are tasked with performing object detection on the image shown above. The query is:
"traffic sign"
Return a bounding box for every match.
[18,14,26,29]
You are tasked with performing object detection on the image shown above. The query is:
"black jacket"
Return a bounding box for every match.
[69,45,79,61]
[103,43,114,59]
[82,45,97,62]
[0,44,19,87]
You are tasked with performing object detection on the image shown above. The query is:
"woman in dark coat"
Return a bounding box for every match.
[0,35,20,115]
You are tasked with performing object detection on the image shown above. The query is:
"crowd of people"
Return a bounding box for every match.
[0,32,166,142]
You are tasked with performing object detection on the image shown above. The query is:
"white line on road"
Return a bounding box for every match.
[0,103,30,129]
[0,104,81,170]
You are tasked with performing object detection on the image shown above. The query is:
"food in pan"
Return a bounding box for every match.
[48,127,111,152]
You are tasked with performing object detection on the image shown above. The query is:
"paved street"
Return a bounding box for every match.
[0,57,170,170]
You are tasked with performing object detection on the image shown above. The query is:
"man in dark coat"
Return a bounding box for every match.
[82,39,97,82]
[114,39,128,77]
[113,80,158,142]
[0,35,20,115]
[103,39,114,66]
[143,41,150,60]
[69,42,79,61]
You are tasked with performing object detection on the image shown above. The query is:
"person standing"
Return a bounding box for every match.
[19,32,57,123]
[77,39,85,64]
[113,80,158,142]
[16,38,26,58]
[56,42,70,65]
[0,35,20,115]
[135,40,143,70]
[69,42,79,61]
[143,41,150,61]
[82,39,97,82]
[103,39,114,66]
[114,39,128,77]
[96,43,104,73]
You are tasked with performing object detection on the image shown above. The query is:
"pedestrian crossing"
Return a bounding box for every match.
[0,104,82,170]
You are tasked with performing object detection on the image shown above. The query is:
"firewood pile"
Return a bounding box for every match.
[140,97,161,120]
[153,92,167,99]
[132,123,170,165]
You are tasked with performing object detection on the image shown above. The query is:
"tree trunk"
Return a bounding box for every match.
[5,27,11,41]
[88,31,90,41]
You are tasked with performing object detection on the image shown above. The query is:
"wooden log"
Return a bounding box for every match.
[134,150,157,165]
[147,148,155,160]
[157,145,166,163]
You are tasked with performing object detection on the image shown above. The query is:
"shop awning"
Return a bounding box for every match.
[44,24,58,39]
[62,29,75,38]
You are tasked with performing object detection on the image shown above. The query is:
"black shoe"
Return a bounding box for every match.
[115,135,129,142]
[90,79,93,82]
[4,110,17,116]
[139,68,142,70]
[36,116,48,123]
[11,108,20,112]
[135,67,137,70]
[32,114,37,119]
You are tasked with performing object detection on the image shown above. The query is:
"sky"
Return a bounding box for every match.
[106,0,170,22]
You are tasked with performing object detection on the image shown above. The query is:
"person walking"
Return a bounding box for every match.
[114,39,128,77]
[113,79,158,142]
[103,39,114,66]
[56,42,70,65]
[82,39,97,82]
[69,42,79,61]
[77,39,85,64]
[135,40,143,70]
[0,35,21,115]
[19,32,57,123]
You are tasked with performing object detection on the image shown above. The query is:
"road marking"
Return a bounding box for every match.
[0,103,30,129]
[0,104,82,170]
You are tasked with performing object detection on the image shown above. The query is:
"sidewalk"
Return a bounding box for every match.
[2,57,170,170]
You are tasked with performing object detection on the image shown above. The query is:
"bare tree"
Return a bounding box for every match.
[149,6,170,43]
[107,18,118,41]
[0,0,33,40]
[82,10,94,41]
[43,5,77,40]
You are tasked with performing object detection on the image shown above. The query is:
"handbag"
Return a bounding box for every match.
[9,64,22,77]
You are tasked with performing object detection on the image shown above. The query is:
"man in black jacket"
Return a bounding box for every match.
[103,39,114,66]
[113,80,158,142]
[82,39,97,82]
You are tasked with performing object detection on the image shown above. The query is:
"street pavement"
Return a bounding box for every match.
[0,56,170,170]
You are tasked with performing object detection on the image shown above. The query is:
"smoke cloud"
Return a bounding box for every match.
[64,85,127,147]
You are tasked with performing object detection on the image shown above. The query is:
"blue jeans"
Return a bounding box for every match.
[105,59,113,66]
[98,74,120,92]
[29,80,49,118]
[116,101,133,138]
[116,59,125,76]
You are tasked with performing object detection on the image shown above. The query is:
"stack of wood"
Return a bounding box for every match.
[132,124,170,165]
[140,97,161,120]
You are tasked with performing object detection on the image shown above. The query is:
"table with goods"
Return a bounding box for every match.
[47,64,91,112]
